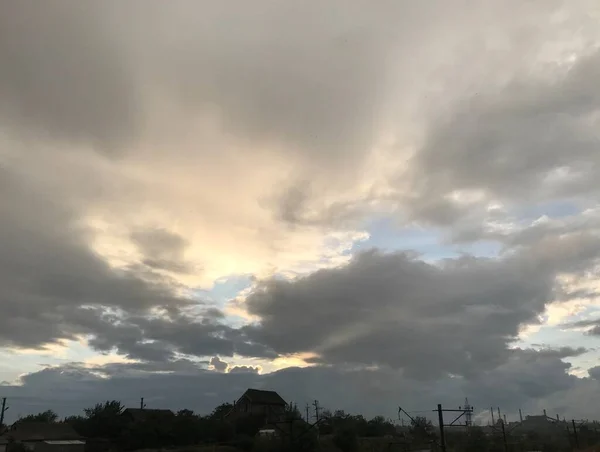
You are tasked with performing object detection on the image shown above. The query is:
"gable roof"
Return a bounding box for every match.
[241,389,286,406]
[121,408,175,422]
[7,423,81,441]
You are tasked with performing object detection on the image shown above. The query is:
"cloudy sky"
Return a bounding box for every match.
[2,0,600,424]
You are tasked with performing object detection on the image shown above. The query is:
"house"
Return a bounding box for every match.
[121,408,175,424]
[3,422,85,452]
[0,437,8,452]
[227,389,287,422]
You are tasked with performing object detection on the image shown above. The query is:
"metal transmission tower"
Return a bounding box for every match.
[463,398,472,427]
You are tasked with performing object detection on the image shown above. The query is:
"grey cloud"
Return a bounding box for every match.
[78,307,276,363]
[0,170,193,348]
[2,0,598,236]
[0,1,138,152]
[2,0,600,425]
[528,346,589,360]
[244,249,556,378]
[563,318,600,336]
[228,366,260,374]
[209,356,228,373]
[131,228,196,274]
[0,0,402,165]
[467,349,576,406]
[587,366,600,380]
[408,50,600,227]
[0,167,269,363]
[129,0,398,164]
[0,350,592,424]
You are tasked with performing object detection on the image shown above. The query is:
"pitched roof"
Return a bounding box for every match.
[241,389,286,406]
[7,423,81,441]
[121,408,175,422]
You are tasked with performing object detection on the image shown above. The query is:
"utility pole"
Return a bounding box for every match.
[140,397,145,410]
[0,398,8,427]
[437,404,447,452]
[313,400,320,422]
[572,419,579,449]
[400,402,472,452]
[306,404,310,423]
[500,419,508,452]
[519,409,523,423]
[491,407,495,425]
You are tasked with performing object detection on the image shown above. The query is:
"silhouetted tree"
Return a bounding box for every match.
[63,415,87,435]
[284,403,303,420]
[172,409,201,445]
[409,416,435,441]
[365,415,395,437]
[209,402,233,420]
[81,400,125,439]
[17,410,58,423]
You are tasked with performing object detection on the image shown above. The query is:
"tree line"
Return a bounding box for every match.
[4,401,425,451]
[8,402,589,451]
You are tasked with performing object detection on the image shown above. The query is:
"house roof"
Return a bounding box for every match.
[241,389,286,406]
[6,423,81,441]
[121,408,175,422]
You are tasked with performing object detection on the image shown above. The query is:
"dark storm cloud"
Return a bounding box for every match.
[466,349,577,407]
[75,307,276,362]
[1,349,594,424]
[243,249,566,378]
[587,366,600,380]
[0,167,271,362]
[0,169,191,348]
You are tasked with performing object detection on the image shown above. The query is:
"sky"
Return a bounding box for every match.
[1,0,600,424]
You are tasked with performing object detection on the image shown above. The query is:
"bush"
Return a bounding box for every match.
[333,428,358,452]
[7,443,29,452]
[231,434,255,451]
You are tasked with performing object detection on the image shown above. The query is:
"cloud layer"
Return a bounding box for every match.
[1,0,600,422]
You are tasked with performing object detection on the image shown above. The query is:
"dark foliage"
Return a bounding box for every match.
[16,410,58,424]
[333,428,359,452]
[409,416,435,441]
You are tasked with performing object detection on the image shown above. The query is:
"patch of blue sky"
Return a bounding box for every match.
[567,305,600,325]
[195,274,253,306]
[518,325,589,349]
[353,217,501,261]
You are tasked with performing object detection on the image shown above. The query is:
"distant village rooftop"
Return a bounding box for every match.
[238,389,287,406]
